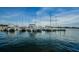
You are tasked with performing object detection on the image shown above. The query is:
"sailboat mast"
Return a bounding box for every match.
[34,15,36,25]
[55,16,56,27]
[50,14,51,27]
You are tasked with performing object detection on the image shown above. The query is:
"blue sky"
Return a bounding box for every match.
[0,7,79,27]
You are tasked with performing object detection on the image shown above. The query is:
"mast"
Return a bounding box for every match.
[21,15,23,26]
[49,14,51,27]
[34,15,36,25]
[55,15,57,27]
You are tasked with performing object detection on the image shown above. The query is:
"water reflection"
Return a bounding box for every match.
[0,29,79,52]
[6,31,17,37]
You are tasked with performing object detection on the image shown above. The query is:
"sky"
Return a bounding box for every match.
[0,7,79,27]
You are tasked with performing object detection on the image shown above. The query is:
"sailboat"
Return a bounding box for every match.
[52,16,66,31]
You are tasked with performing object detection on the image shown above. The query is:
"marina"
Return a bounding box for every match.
[0,24,67,32]
[0,7,79,52]
[1,23,79,33]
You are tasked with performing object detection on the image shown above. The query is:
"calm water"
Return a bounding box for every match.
[0,29,79,52]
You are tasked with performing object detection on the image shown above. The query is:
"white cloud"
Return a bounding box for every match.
[34,8,79,27]
[1,7,79,27]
